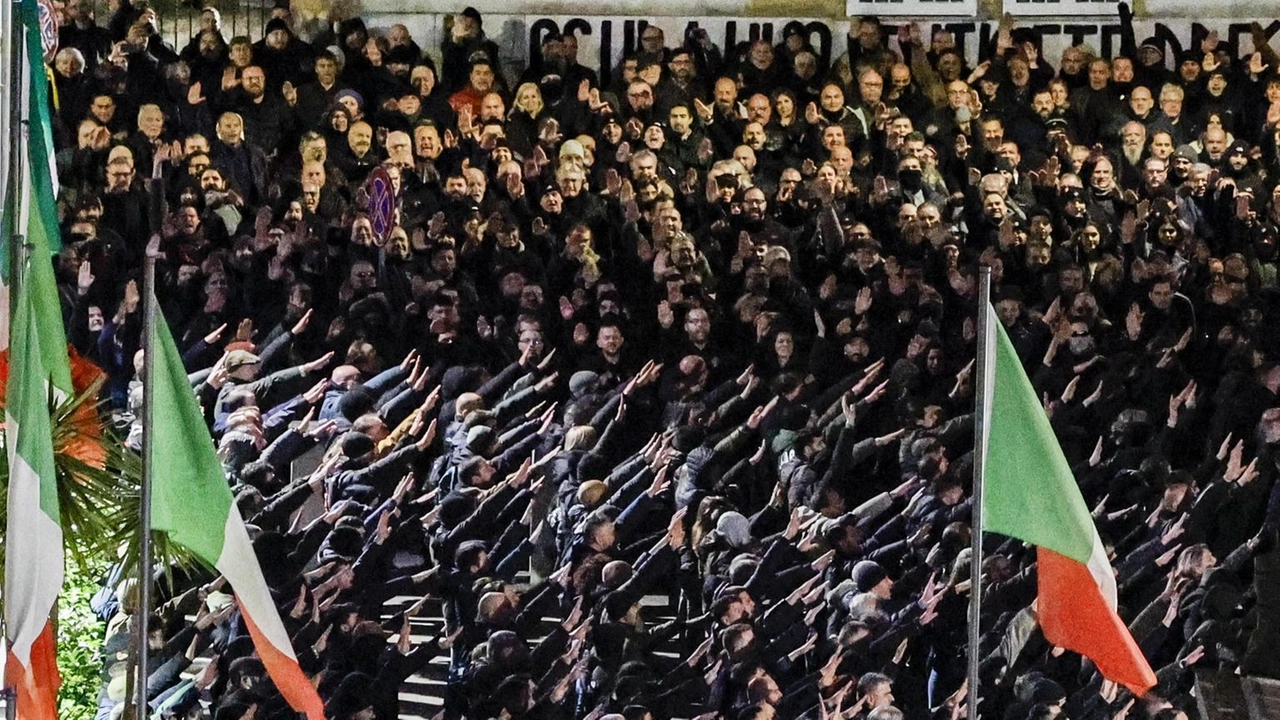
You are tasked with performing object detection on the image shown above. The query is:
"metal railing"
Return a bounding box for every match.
[86,0,275,49]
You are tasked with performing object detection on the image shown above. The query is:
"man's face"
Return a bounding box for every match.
[746,94,771,125]
[858,71,883,105]
[90,96,116,123]
[175,206,199,233]
[414,125,441,159]
[685,309,710,343]
[1151,132,1173,159]
[749,41,773,69]
[478,92,504,121]
[743,189,767,221]
[1129,87,1153,117]
[216,114,243,145]
[890,65,911,93]
[1088,60,1110,90]
[241,66,265,98]
[668,52,694,80]
[669,106,692,134]
[1061,47,1085,75]
[1144,159,1167,188]
[627,82,654,111]
[1189,167,1211,196]
[559,171,584,197]
[1032,91,1054,119]
[743,123,766,150]
[640,26,664,54]
[1179,59,1201,82]
[78,122,107,149]
[714,78,737,110]
[1161,92,1182,119]
[822,125,846,150]
[998,142,1020,167]
[1208,72,1227,96]
[1091,159,1114,189]
[597,327,623,355]
[200,168,224,191]
[995,299,1022,326]
[1121,123,1144,149]
[830,147,853,174]
[229,42,251,67]
[1204,129,1227,158]
[981,119,1003,151]
[984,194,1007,221]
[820,84,844,112]
[857,19,881,49]
[304,55,333,86]
[350,217,373,245]
[348,122,373,156]
[1150,281,1174,309]
[470,63,494,92]
[464,169,487,202]
[887,117,913,141]
[1113,57,1135,83]
[301,162,325,187]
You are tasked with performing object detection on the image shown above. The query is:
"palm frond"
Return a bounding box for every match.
[0,376,206,585]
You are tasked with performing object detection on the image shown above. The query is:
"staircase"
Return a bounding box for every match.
[1195,672,1280,720]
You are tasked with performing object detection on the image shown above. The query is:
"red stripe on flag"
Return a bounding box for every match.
[5,622,60,720]
[238,600,326,720]
[1037,547,1157,696]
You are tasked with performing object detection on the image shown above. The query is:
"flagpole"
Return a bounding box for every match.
[968,265,992,720]
[133,255,158,719]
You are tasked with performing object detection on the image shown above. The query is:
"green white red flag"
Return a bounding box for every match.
[4,1,74,717]
[146,305,325,720]
[980,302,1157,695]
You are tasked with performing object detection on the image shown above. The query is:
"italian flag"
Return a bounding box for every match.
[980,303,1157,695]
[147,309,325,720]
[4,1,75,717]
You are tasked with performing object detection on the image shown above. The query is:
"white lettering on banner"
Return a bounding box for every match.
[351,12,1279,86]
[846,0,977,19]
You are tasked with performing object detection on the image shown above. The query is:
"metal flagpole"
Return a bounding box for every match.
[133,255,158,720]
[968,265,992,720]
[4,2,28,714]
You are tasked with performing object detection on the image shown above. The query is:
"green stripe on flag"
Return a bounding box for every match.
[10,270,60,518]
[983,308,1096,564]
[147,309,233,566]
[20,0,62,254]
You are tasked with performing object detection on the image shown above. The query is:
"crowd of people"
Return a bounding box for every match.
[45,0,1280,718]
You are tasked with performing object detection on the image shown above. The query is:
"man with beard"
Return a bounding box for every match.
[666,104,710,173]
[655,48,706,114]
[697,77,747,156]
[231,65,294,158]
[251,17,312,92]
[185,29,228,99]
[1117,120,1147,189]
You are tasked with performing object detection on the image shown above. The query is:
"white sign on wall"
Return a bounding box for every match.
[1004,0,1119,18]
[845,0,978,19]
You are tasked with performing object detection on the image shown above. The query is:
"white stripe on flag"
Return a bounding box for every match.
[213,505,299,659]
[3,411,65,667]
